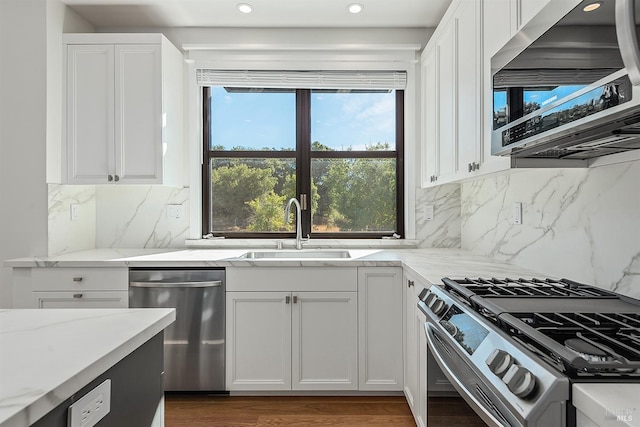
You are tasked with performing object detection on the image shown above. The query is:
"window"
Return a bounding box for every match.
[202,82,404,239]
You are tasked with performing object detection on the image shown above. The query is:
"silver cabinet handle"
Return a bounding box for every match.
[285,296,291,304]
[130,281,222,288]
[408,280,414,288]
[72,277,83,282]
[293,295,298,304]
[73,293,83,299]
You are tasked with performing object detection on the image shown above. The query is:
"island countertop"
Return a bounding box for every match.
[0,308,175,427]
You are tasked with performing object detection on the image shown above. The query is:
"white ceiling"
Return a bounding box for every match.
[61,0,452,29]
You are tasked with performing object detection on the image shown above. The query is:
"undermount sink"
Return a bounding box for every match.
[238,250,351,259]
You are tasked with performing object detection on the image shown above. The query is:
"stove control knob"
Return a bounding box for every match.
[430,298,447,316]
[502,364,536,399]
[424,292,438,306]
[486,349,513,378]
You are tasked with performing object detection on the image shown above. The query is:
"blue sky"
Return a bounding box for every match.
[209,87,396,151]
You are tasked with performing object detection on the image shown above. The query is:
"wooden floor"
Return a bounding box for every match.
[165,394,487,427]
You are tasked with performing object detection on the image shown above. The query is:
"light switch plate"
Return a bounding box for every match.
[68,379,111,427]
[424,205,434,221]
[70,204,80,221]
[512,202,522,225]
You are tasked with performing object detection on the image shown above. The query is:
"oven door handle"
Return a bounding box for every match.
[424,322,507,427]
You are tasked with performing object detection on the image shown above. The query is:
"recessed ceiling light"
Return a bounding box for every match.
[583,1,603,12]
[347,3,364,14]
[237,3,253,13]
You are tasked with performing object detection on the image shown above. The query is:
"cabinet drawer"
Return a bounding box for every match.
[33,291,128,308]
[31,268,128,291]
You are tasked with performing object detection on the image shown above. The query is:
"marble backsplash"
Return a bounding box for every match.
[48,184,190,256]
[461,160,640,298]
[48,185,96,256]
[415,183,461,248]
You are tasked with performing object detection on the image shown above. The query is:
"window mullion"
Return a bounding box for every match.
[296,89,312,237]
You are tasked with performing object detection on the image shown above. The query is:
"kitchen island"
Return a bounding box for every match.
[0,308,175,427]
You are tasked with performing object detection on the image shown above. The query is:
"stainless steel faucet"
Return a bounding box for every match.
[284,197,303,249]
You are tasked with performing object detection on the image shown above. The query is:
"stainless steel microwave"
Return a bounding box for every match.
[491,0,640,160]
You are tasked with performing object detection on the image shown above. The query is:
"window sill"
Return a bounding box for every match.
[184,238,419,249]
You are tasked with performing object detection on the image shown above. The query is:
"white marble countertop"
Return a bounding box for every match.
[0,308,175,427]
[3,248,547,283]
[574,383,640,426]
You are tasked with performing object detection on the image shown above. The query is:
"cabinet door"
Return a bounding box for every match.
[67,45,114,184]
[436,22,456,181]
[226,291,292,390]
[403,273,424,420]
[292,292,358,390]
[115,44,162,183]
[421,46,439,187]
[455,1,481,175]
[416,307,428,427]
[357,267,403,391]
[33,291,127,308]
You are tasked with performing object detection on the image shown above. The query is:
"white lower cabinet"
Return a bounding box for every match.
[357,267,403,391]
[416,301,429,427]
[225,266,403,392]
[404,270,430,427]
[226,290,357,391]
[225,267,360,391]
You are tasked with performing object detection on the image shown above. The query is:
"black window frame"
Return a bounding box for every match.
[201,86,404,239]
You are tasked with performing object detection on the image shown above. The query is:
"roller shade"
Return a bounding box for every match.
[196,69,407,90]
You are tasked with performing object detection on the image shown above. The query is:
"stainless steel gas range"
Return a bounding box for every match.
[419,277,640,427]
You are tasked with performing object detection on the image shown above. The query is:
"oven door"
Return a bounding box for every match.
[425,322,521,427]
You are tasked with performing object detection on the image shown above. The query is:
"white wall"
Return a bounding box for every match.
[0,0,48,307]
[0,0,92,307]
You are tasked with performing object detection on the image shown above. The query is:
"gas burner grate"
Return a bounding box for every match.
[442,277,619,299]
[501,312,640,377]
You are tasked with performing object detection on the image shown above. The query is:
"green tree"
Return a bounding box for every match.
[211,163,276,230]
[247,191,288,231]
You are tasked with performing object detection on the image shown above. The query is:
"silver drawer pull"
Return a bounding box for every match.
[73,293,83,299]
[130,281,223,289]
[72,277,83,282]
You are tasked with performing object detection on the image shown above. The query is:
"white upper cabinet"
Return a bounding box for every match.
[420,0,554,187]
[421,0,483,187]
[64,34,183,186]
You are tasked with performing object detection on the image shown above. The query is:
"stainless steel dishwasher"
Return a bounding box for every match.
[129,268,225,391]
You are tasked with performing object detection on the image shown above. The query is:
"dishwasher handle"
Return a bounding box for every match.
[130,280,223,289]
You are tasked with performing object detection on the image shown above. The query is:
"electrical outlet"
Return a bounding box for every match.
[68,379,111,427]
[513,202,523,225]
[166,204,183,220]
